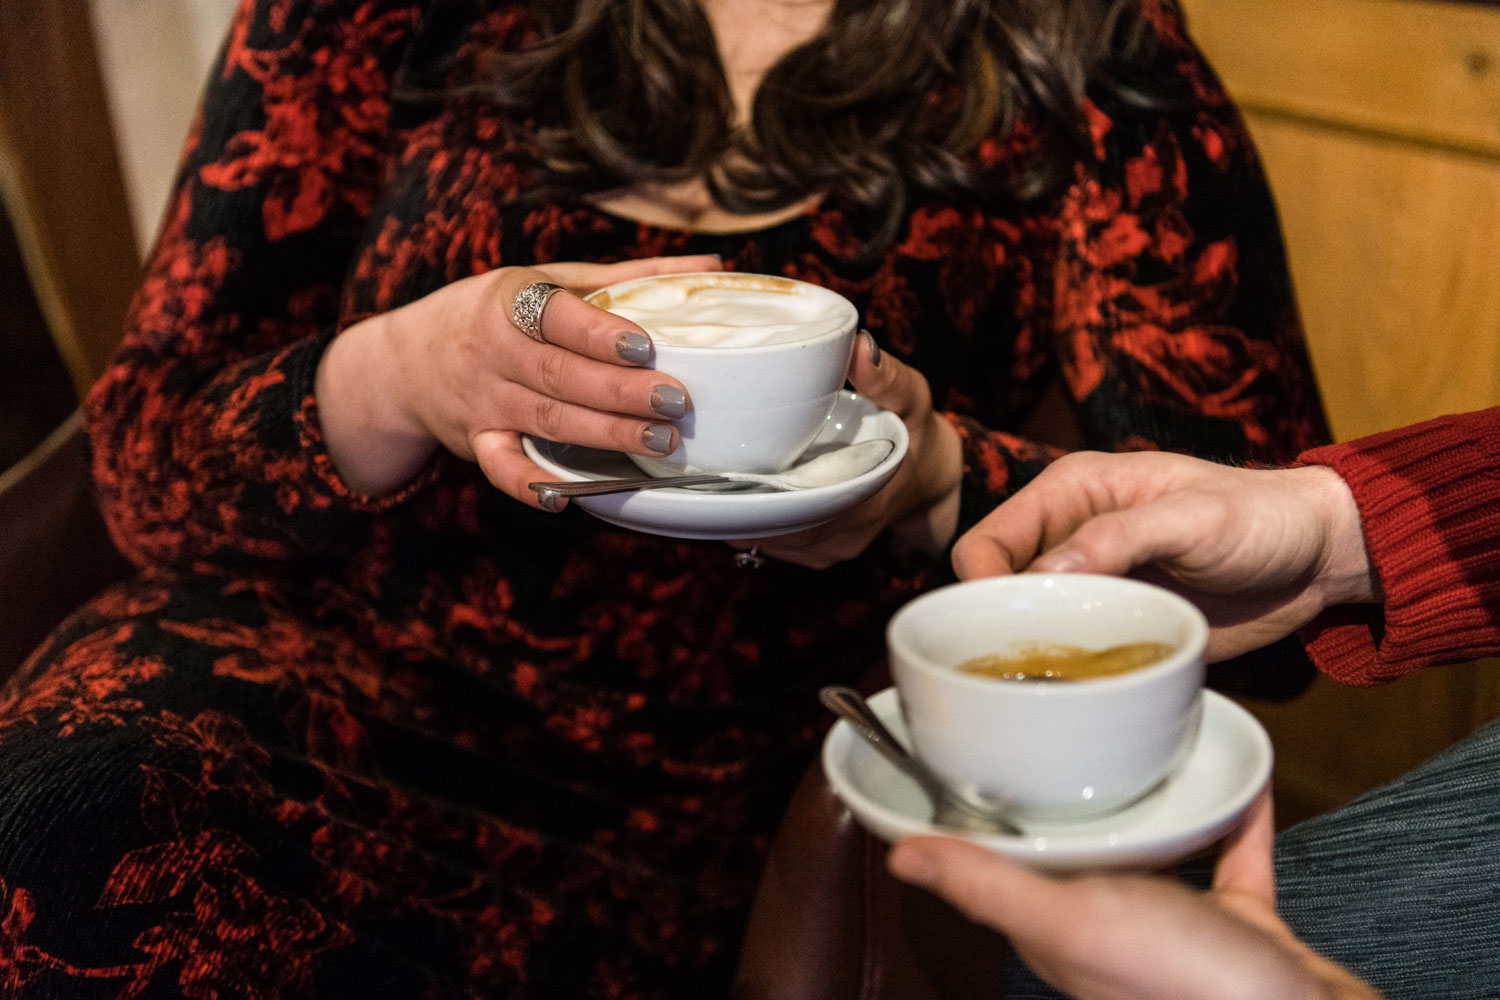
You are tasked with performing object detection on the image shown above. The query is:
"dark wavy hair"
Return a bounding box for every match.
[466,0,1176,245]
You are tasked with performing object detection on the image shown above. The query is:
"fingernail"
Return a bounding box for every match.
[616,332,654,364]
[1031,547,1086,573]
[650,385,689,418]
[861,329,882,367]
[643,424,674,453]
[535,488,564,513]
[888,843,938,889]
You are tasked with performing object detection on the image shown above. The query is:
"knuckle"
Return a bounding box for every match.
[532,397,567,439]
[1049,450,1098,483]
[531,348,570,398]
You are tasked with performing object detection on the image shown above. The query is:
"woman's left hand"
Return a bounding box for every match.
[733,333,963,569]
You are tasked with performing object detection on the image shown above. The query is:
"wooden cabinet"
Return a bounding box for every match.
[1179,0,1500,824]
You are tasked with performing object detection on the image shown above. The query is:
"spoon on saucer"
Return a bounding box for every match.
[819,686,1023,837]
[529,438,896,501]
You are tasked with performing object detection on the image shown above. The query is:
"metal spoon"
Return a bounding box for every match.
[529,438,896,502]
[820,686,1023,836]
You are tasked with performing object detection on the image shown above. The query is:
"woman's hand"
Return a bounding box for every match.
[315,255,723,507]
[738,332,963,569]
[888,791,1381,1000]
[950,450,1378,662]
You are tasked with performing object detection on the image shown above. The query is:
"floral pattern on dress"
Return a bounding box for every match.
[0,0,1327,996]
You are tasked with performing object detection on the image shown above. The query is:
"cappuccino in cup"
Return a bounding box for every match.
[588,273,858,476]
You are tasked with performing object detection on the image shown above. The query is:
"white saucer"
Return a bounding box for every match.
[823,687,1272,872]
[523,392,908,540]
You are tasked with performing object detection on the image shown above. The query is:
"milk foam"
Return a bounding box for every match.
[605,283,845,348]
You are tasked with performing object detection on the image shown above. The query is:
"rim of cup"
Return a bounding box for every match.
[585,271,858,354]
[886,574,1210,695]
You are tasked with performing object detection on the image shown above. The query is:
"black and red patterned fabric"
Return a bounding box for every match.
[0,1,1328,996]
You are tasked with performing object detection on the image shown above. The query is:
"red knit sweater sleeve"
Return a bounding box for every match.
[1297,406,1500,685]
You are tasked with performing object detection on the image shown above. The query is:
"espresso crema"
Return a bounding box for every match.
[598,277,849,348]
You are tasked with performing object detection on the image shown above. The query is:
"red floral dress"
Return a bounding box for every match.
[0,1,1327,997]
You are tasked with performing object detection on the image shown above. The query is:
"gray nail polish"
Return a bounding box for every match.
[643,424,674,453]
[861,329,882,367]
[616,332,654,364]
[649,385,689,418]
[534,488,564,513]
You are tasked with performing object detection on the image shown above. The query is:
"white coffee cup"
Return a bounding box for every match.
[887,574,1209,822]
[586,272,858,476]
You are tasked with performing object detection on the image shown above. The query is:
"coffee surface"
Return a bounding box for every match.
[958,642,1175,682]
[601,279,845,347]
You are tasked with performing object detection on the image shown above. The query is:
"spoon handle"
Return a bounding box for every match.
[819,686,937,788]
[820,685,1024,837]
[528,474,733,498]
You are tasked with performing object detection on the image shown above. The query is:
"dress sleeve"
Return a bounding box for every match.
[86,0,429,573]
[1298,407,1500,685]
[947,2,1330,530]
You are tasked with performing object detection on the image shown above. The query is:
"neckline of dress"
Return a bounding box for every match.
[581,197,824,240]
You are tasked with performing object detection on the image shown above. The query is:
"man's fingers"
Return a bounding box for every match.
[952,463,1097,578]
[888,836,1064,935]
[1212,786,1276,904]
[1028,492,1220,578]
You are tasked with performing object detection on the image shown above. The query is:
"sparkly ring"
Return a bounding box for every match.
[734,546,765,570]
[511,281,566,343]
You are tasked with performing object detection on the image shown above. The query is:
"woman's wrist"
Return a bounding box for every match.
[314,314,438,496]
[892,413,964,554]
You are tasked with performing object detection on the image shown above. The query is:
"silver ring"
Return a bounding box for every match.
[734,546,765,570]
[512,281,566,342]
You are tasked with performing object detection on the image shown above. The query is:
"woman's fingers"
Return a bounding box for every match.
[470,429,554,510]
[482,270,692,452]
[846,330,927,420]
[536,254,725,295]
[489,268,662,369]
[490,382,678,458]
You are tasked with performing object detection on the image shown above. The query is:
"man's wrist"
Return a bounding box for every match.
[1303,464,1380,609]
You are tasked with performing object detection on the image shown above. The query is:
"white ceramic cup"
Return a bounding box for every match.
[887,574,1209,822]
[586,272,858,476]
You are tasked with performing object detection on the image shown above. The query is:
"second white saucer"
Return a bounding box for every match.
[523,391,907,540]
[823,687,1272,871]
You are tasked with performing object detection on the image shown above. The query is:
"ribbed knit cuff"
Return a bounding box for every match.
[1297,408,1500,685]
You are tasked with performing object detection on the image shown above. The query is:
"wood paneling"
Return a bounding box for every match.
[1248,115,1500,440]
[1181,0,1500,826]
[0,0,139,398]
[1182,0,1500,158]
